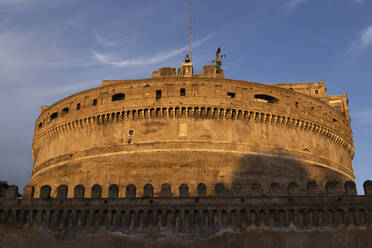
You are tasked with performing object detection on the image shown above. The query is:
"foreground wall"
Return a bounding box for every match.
[1,181,372,248]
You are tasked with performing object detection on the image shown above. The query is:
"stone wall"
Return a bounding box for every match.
[29,77,355,198]
[1,180,372,247]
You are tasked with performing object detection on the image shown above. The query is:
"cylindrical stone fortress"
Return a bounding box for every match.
[28,64,354,198]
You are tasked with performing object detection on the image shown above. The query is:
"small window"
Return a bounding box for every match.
[156,90,162,100]
[62,107,69,114]
[38,122,43,128]
[180,88,186,96]
[254,94,279,103]
[315,90,319,94]
[227,92,235,98]
[76,103,81,110]
[112,93,125,102]
[50,112,58,120]
[93,99,97,106]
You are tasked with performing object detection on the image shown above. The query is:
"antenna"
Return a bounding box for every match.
[189,3,192,61]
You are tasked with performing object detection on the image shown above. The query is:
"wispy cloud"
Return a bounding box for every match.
[349,25,372,53]
[0,30,94,80]
[92,35,212,67]
[95,31,117,48]
[0,0,74,12]
[354,109,372,128]
[360,25,372,46]
[288,0,307,10]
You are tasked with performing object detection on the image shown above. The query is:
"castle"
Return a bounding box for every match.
[1,59,372,248]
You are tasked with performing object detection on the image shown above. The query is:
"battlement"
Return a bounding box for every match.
[6,180,372,199]
[1,180,372,246]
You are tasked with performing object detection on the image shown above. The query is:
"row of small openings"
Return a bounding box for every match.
[39,98,99,128]
[156,88,186,100]
[76,99,97,111]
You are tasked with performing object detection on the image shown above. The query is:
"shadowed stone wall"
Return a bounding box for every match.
[1,180,372,247]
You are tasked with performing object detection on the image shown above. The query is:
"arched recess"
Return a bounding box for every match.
[179,184,189,197]
[197,183,207,197]
[215,183,225,196]
[74,185,85,199]
[91,184,102,199]
[143,184,154,198]
[126,184,136,198]
[108,184,119,198]
[40,185,51,199]
[56,184,68,199]
[160,183,171,197]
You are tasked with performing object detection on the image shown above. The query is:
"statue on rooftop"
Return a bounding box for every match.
[184,54,191,63]
[212,47,226,70]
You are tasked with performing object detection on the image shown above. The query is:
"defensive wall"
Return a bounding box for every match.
[1,180,372,247]
[28,66,354,198]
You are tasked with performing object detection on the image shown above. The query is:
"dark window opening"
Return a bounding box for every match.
[38,122,43,128]
[93,99,97,106]
[62,107,69,114]
[315,90,319,94]
[76,103,81,110]
[295,102,299,108]
[180,88,186,96]
[254,94,279,103]
[112,93,125,102]
[333,118,337,122]
[50,112,58,120]
[227,92,236,98]
[156,90,162,100]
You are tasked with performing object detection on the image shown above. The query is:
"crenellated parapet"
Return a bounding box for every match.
[1,181,372,241]
[16,180,372,199]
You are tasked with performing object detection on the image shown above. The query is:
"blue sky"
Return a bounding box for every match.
[0,0,371,193]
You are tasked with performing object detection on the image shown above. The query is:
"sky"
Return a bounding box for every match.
[0,0,371,193]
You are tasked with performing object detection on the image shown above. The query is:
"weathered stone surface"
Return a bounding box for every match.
[28,66,354,198]
[2,64,357,247]
[1,193,372,248]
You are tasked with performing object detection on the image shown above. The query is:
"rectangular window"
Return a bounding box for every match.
[76,103,81,110]
[93,99,97,106]
[156,90,162,100]
[180,88,186,96]
[315,90,319,94]
[227,92,236,98]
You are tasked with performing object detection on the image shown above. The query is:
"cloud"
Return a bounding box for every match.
[348,25,372,53]
[361,25,372,46]
[354,109,372,125]
[0,30,95,81]
[0,0,74,12]
[289,0,307,9]
[92,35,212,67]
